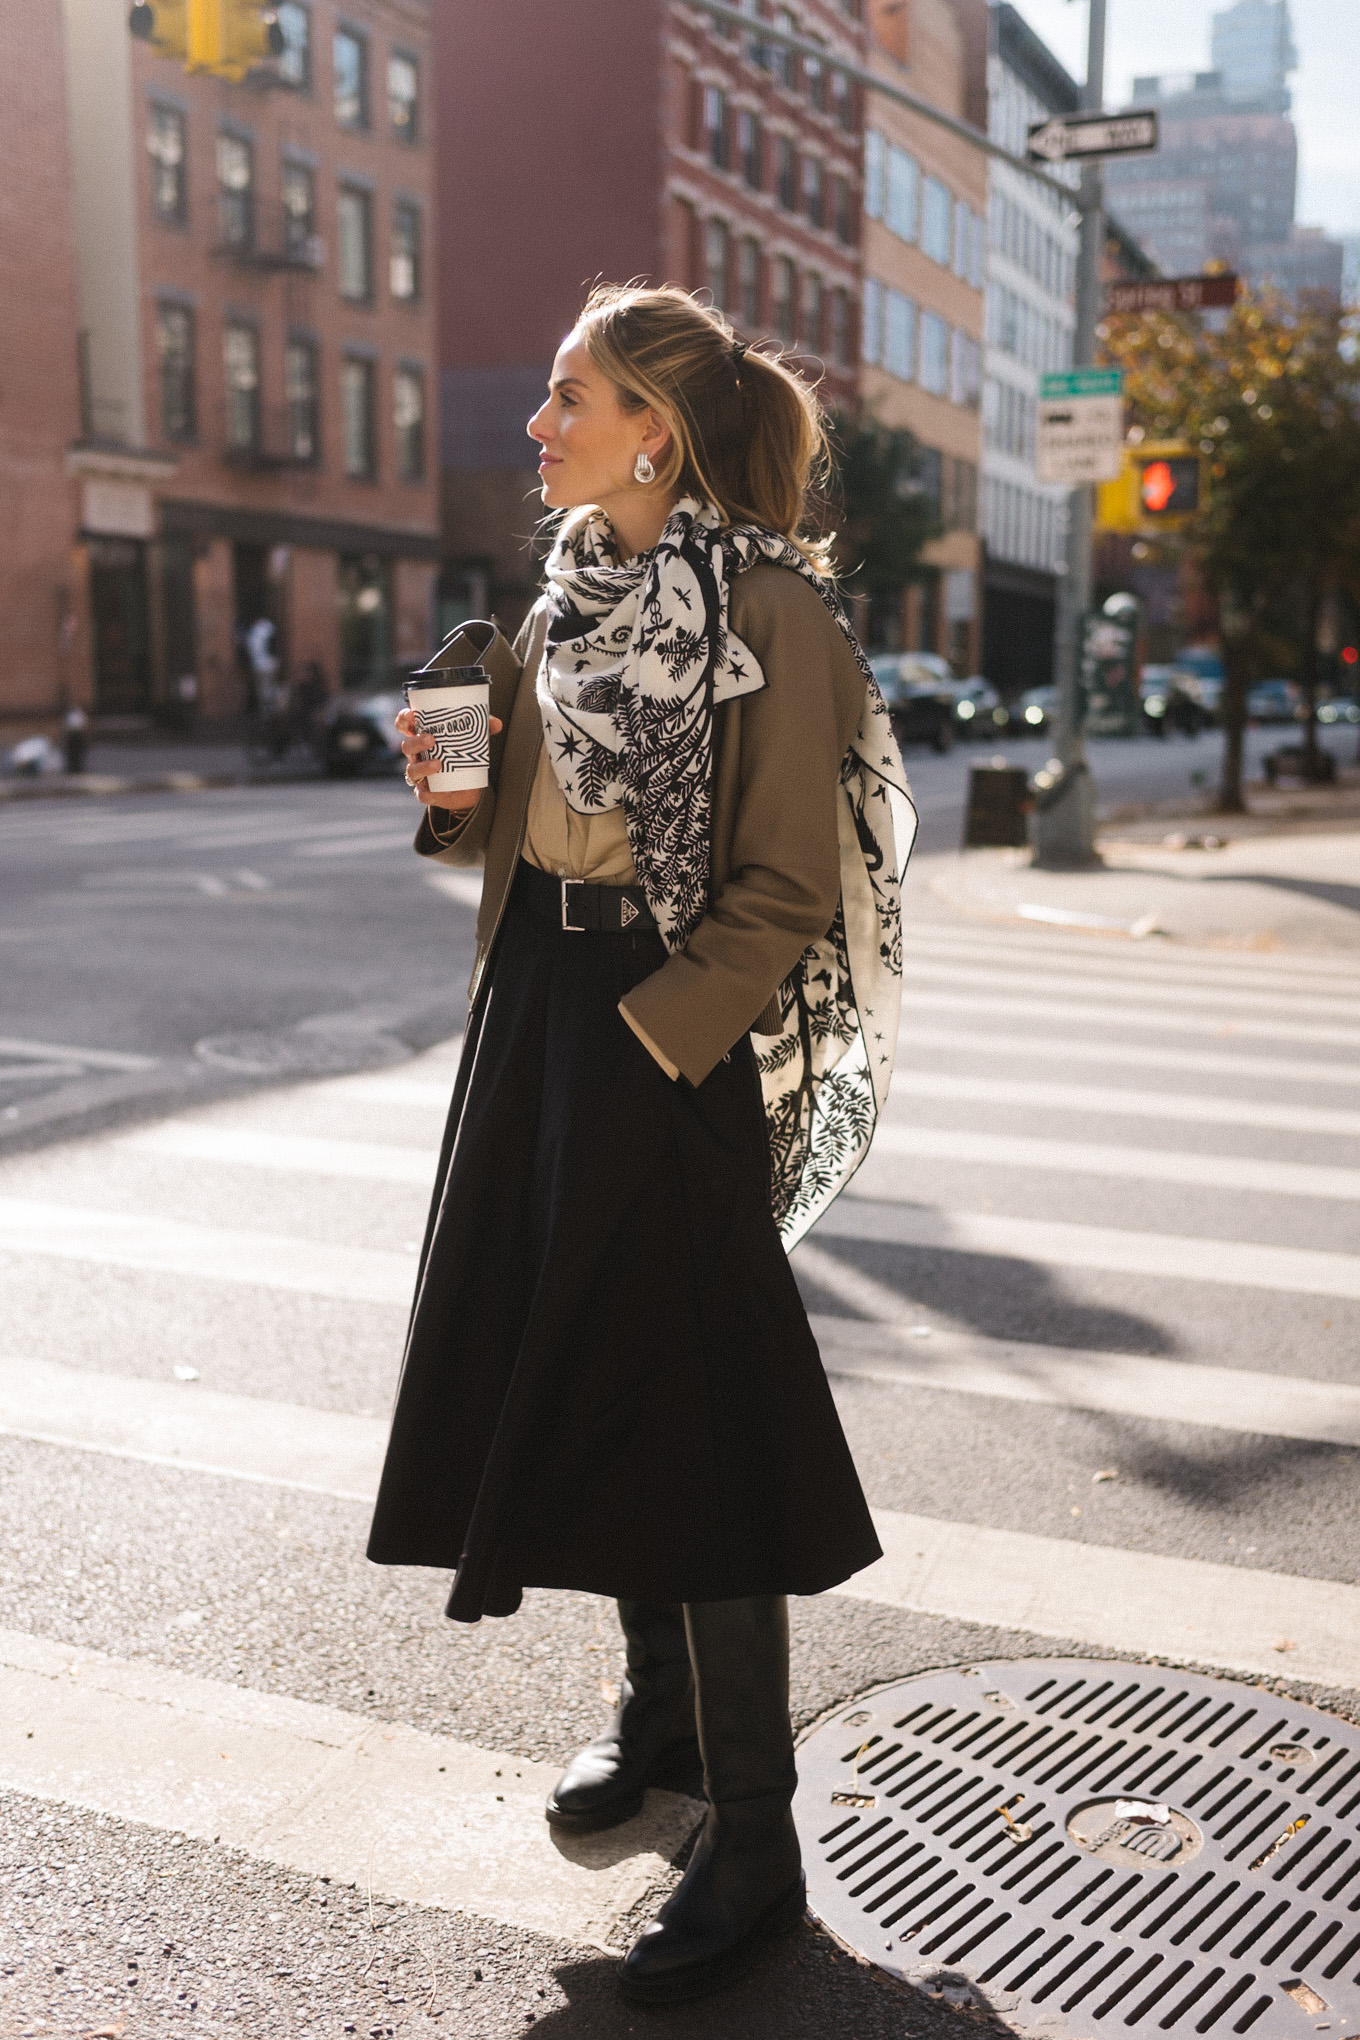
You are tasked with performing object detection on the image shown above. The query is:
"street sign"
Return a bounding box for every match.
[1105,274,1239,315]
[1027,110,1158,164]
[1036,368,1125,487]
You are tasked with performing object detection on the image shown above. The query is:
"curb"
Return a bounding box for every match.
[0,771,241,803]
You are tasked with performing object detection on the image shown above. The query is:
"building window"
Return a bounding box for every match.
[919,308,948,393]
[148,106,187,224]
[737,108,762,189]
[156,301,195,440]
[950,329,980,406]
[829,286,850,366]
[391,199,421,301]
[774,135,797,211]
[861,276,882,365]
[772,256,795,342]
[969,209,986,289]
[286,337,319,461]
[216,133,254,251]
[276,2,310,87]
[341,356,376,478]
[334,28,368,129]
[832,173,853,245]
[864,129,884,218]
[801,270,823,352]
[921,177,952,265]
[702,85,728,170]
[829,66,854,132]
[223,322,261,451]
[804,42,826,113]
[884,288,915,380]
[704,218,729,310]
[953,201,970,278]
[773,7,797,89]
[388,52,419,142]
[282,161,315,258]
[802,154,824,229]
[337,186,372,300]
[886,144,918,242]
[737,236,761,328]
[394,365,425,481]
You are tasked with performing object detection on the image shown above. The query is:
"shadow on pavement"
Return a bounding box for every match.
[1198,871,1360,916]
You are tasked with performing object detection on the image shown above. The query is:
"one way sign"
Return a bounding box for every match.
[1027,110,1158,164]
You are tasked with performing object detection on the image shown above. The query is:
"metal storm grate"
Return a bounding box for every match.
[796,1659,1360,2038]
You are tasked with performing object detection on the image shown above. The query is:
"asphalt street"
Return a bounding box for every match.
[1,730,1358,2037]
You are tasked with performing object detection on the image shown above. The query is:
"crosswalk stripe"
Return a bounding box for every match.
[0,1198,413,1305]
[889,1069,1360,1138]
[0,1034,158,1072]
[870,1122,1360,1199]
[0,1626,695,1948]
[2,1371,1355,1690]
[852,1510,1360,1690]
[897,1025,1360,1093]
[125,1124,439,1183]
[292,830,416,858]
[904,956,1360,1025]
[815,1194,1360,1299]
[124,1117,1360,1202]
[902,918,1360,990]
[900,985,1360,1049]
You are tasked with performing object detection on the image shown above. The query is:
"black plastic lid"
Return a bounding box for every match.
[406,665,488,688]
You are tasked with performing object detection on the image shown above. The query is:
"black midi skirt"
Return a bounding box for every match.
[366,859,882,1622]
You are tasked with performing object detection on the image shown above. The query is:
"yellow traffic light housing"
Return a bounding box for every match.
[1096,442,1207,535]
[131,0,283,80]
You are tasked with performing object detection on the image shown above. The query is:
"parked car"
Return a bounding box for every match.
[1247,678,1303,725]
[320,689,407,777]
[948,677,1011,738]
[1318,694,1360,725]
[1140,664,1207,737]
[869,654,955,753]
[1014,686,1056,734]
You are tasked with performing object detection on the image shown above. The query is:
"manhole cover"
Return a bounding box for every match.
[796,1658,1360,2036]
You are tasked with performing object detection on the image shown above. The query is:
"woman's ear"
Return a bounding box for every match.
[641,408,674,465]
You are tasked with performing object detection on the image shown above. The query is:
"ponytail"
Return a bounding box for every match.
[575,282,833,567]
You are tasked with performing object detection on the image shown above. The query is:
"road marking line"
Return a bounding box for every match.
[796,1245,1360,1443]
[901,919,1360,990]
[814,1195,1360,1299]
[897,1025,1360,1093]
[900,986,1360,1050]
[125,1124,439,1185]
[852,1511,1360,1692]
[426,869,485,908]
[0,1627,696,1948]
[870,1122,1360,1200]
[0,1035,158,1072]
[890,1068,1360,1138]
[292,831,416,859]
[0,1199,413,1305]
[903,957,1360,1027]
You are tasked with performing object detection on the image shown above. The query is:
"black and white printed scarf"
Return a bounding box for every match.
[539,496,917,1246]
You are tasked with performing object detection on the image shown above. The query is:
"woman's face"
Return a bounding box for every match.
[527,332,671,514]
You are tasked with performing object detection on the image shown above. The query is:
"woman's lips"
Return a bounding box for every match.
[538,455,561,470]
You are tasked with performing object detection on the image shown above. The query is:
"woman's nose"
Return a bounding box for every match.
[527,405,550,445]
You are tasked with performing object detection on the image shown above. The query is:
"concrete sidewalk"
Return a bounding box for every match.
[919,824,1360,955]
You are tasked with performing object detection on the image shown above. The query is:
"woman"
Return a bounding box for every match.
[368,285,915,2003]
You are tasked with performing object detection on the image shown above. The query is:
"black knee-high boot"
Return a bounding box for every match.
[546,1599,703,1833]
[620,1595,804,2002]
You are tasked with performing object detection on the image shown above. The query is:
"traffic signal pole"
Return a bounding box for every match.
[1033,0,1107,869]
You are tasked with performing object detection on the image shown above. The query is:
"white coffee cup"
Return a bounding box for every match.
[404,666,491,792]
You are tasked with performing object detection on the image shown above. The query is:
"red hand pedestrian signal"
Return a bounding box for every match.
[1141,461,1176,513]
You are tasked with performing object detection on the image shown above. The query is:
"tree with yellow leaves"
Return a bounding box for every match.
[1101,289,1360,811]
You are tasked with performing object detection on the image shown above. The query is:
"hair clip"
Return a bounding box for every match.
[730,339,749,364]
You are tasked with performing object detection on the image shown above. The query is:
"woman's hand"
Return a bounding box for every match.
[398,705,503,812]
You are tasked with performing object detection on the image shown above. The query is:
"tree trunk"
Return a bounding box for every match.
[1217,634,1251,814]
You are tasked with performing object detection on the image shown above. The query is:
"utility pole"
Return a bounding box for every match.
[1034,0,1107,869]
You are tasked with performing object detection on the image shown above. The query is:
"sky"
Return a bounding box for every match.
[1007,0,1360,241]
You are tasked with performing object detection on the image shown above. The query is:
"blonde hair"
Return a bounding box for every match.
[575,282,832,564]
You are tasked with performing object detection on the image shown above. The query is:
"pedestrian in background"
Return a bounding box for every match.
[368,284,914,2003]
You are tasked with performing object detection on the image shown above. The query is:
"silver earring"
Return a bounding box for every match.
[634,450,655,484]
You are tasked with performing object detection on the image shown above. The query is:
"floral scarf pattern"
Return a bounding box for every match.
[540,497,916,1246]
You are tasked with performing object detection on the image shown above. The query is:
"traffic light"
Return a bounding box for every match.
[128,1,190,58]
[1137,456,1200,518]
[130,0,283,80]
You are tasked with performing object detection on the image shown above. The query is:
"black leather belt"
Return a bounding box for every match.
[514,857,658,934]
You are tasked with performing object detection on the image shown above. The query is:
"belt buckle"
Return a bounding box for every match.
[561,877,585,932]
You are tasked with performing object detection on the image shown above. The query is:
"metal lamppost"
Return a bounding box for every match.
[1033,0,1108,869]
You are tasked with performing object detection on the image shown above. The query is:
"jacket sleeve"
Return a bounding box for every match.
[413,607,541,868]
[619,568,864,1088]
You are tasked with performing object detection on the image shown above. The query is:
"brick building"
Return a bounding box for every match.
[859,0,987,666]
[438,0,867,633]
[0,0,87,744]
[55,0,437,729]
